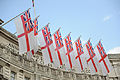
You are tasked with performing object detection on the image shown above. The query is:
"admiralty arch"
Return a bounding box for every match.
[0,26,120,80]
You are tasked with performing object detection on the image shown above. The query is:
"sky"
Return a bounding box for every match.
[0,0,120,53]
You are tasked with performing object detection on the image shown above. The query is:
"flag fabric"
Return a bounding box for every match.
[64,33,76,69]
[53,28,67,68]
[73,37,87,73]
[33,18,38,36]
[32,18,39,53]
[83,40,100,75]
[26,18,39,58]
[14,10,35,54]
[32,0,34,7]
[94,41,113,76]
[38,24,59,68]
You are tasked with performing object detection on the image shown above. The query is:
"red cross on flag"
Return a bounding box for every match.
[53,28,67,67]
[32,18,39,53]
[26,17,39,58]
[73,37,87,73]
[14,9,36,54]
[83,40,100,75]
[38,24,59,68]
[64,33,76,69]
[94,41,113,76]
[33,18,38,36]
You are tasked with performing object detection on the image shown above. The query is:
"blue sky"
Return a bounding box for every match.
[0,0,120,53]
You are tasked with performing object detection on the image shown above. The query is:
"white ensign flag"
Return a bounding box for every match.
[53,28,68,68]
[83,40,100,75]
[94,41,113,76]
[73,37,87,73]
[26,18,39,59]
[14,10,35,54]
[38,24,59,68]
[63,33,76,70]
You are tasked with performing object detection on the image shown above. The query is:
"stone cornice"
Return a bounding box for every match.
[0,26,18,45]
[108,54,120,59]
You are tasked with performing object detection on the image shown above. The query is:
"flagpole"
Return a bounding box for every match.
[38,23,50,32]
[93,39,102,49]
[13,15,40,35]
[52,27,61,36]
[83,38,91,47]
[33,15,40,21]
[33,0,36,18]
[34,7,36,18]
[63,32,71,39]
[72,36,81,44]
[1,8,31,27]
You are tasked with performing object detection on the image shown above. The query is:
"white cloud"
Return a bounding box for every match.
[107,47,120,54]
[103,16,111,22]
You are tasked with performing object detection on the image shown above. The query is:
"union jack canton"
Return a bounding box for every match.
[22,10,33,32]
[33,18,38,36]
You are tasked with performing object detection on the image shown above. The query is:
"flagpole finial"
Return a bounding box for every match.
[63,32,71,39]
[38,15,40,19]
[77,36,81,41]
[99,39,102,42]
[83,38,91,46]
[68,32,71,37]
[87,38,91,43]
[38,23,51,32]
[45,23,50,27]
[77,35,81,40]
[79,35,82,38]
[59,27,61,30]
[89,37,91,40]
[35,15,40,19]
[52,27,61,36]
[28,8,31,10]
[73,36,81,44]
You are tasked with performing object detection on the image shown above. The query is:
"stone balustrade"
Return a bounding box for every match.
[0,43,34,73]
[0,42,118,80]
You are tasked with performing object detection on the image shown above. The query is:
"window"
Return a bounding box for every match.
[24,77,30,80]
[11,71,16,80]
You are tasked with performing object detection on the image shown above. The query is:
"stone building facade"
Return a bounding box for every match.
[0,26,120,80]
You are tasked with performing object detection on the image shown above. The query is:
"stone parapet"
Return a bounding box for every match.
[0,25,119,80]
[0,42,119,80]
[0,42,110,80]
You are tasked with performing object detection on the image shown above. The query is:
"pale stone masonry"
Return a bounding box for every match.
[0,26,119,80]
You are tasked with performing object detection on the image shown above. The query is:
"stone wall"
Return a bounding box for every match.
[0,39,118,80]
[0,26,119,80]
